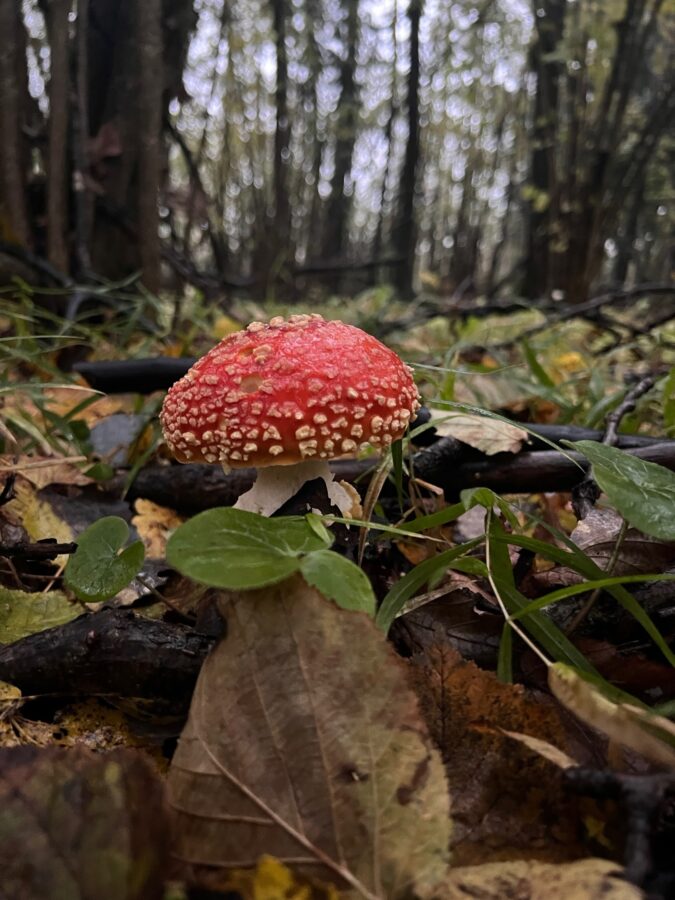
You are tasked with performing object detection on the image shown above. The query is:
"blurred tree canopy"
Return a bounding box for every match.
[0,0,672,305]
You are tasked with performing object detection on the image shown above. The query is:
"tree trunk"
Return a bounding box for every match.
[0,3,31,247]
[322,0,359,260]
[273,0,290,247]
[393,0,422,298]
[136,0,163,293]
[45,0,71,272]
[523,0,564,300]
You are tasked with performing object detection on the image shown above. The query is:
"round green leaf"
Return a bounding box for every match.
[300,549,376,616]
[64,516,145,602]
[572,441,675,541]
[166,507,332,590]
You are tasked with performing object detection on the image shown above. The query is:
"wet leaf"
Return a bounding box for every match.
[0,587,81,644]
[169,576,450,898]
[0,746,168,900]
[64,516,145,602]
[572,440,675,541]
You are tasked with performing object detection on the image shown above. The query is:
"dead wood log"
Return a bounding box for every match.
[0,609,214,708]
[121,440,675,512]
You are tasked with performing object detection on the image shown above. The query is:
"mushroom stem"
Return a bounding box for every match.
[232,460,358,517]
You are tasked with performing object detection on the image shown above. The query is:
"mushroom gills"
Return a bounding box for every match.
[232,460,359,517]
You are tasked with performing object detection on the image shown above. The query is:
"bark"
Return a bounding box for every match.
[393,0,423,298]
[272,0,290,243]
[136,0,163,293]
[0,609,214,710]
[45,0,72,272]
[73,0,93,276]
[322,0,359,259]
[523,0,564,300]
[0,3,31,247]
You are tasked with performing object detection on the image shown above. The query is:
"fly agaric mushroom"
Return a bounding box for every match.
[160,314,420,516]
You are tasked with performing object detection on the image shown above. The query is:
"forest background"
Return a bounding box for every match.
[0,0,672,310]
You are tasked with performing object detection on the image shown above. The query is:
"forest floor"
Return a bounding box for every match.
[0,286,674,900]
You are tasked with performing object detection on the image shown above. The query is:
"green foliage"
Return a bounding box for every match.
[571,440,675,541]
[166,508,376,616]
[64,517,145,602]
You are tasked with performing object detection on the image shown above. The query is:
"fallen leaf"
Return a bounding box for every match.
[408,646,601,865]
[439,858,641,899]
[199,854,340,900]
[0,456,91,490]
[3,478,74,565]
[430,411,528,455]
[169,575,451,898]
[549,664,675,770]
[0,746,169,900]
[500,729,579,770]
[132,498,184,559]
[571,508,675,576]
[0,587,81,644]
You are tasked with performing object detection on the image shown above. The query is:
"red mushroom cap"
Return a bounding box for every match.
[160,314,420,468]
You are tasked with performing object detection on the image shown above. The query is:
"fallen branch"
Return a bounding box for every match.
[120,439,675,513]
[0,609,214,709]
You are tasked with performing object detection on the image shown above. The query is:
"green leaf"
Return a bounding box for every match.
[376,538,483,633]
[64,517,145,602]
[300,549,376,616]
[498,530,675,667]
[571,440,675,541]
[486,516,596,673]
[497,623,513,683]
[166,507,332,590]
[391,439,404,511]
[0,588,81,644]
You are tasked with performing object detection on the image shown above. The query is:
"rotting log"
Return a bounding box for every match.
[0,609,214,709]
[119,439,675,513]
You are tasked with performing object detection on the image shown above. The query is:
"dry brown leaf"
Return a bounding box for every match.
[408,646,601,865]
[0,456,91,490]
[571,507,675,576]
[500,728,579,770]
[430,411,528,455]
[169,576,451,898]
[439,858,641,899]
[132,498,184,559]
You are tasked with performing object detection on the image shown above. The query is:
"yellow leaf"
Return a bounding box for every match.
[132,499,183,559]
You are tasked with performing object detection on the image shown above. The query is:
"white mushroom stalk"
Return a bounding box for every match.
[232,460,360,517]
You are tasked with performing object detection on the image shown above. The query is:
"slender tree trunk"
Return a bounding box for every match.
[136,0,163,293]
[322,0,359,259]
[46,0,71,272]
[0,2,30,247]
[393,0,423,298]
[273,0,290,241]
[523,0,564,300]
[72,0,93,276]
